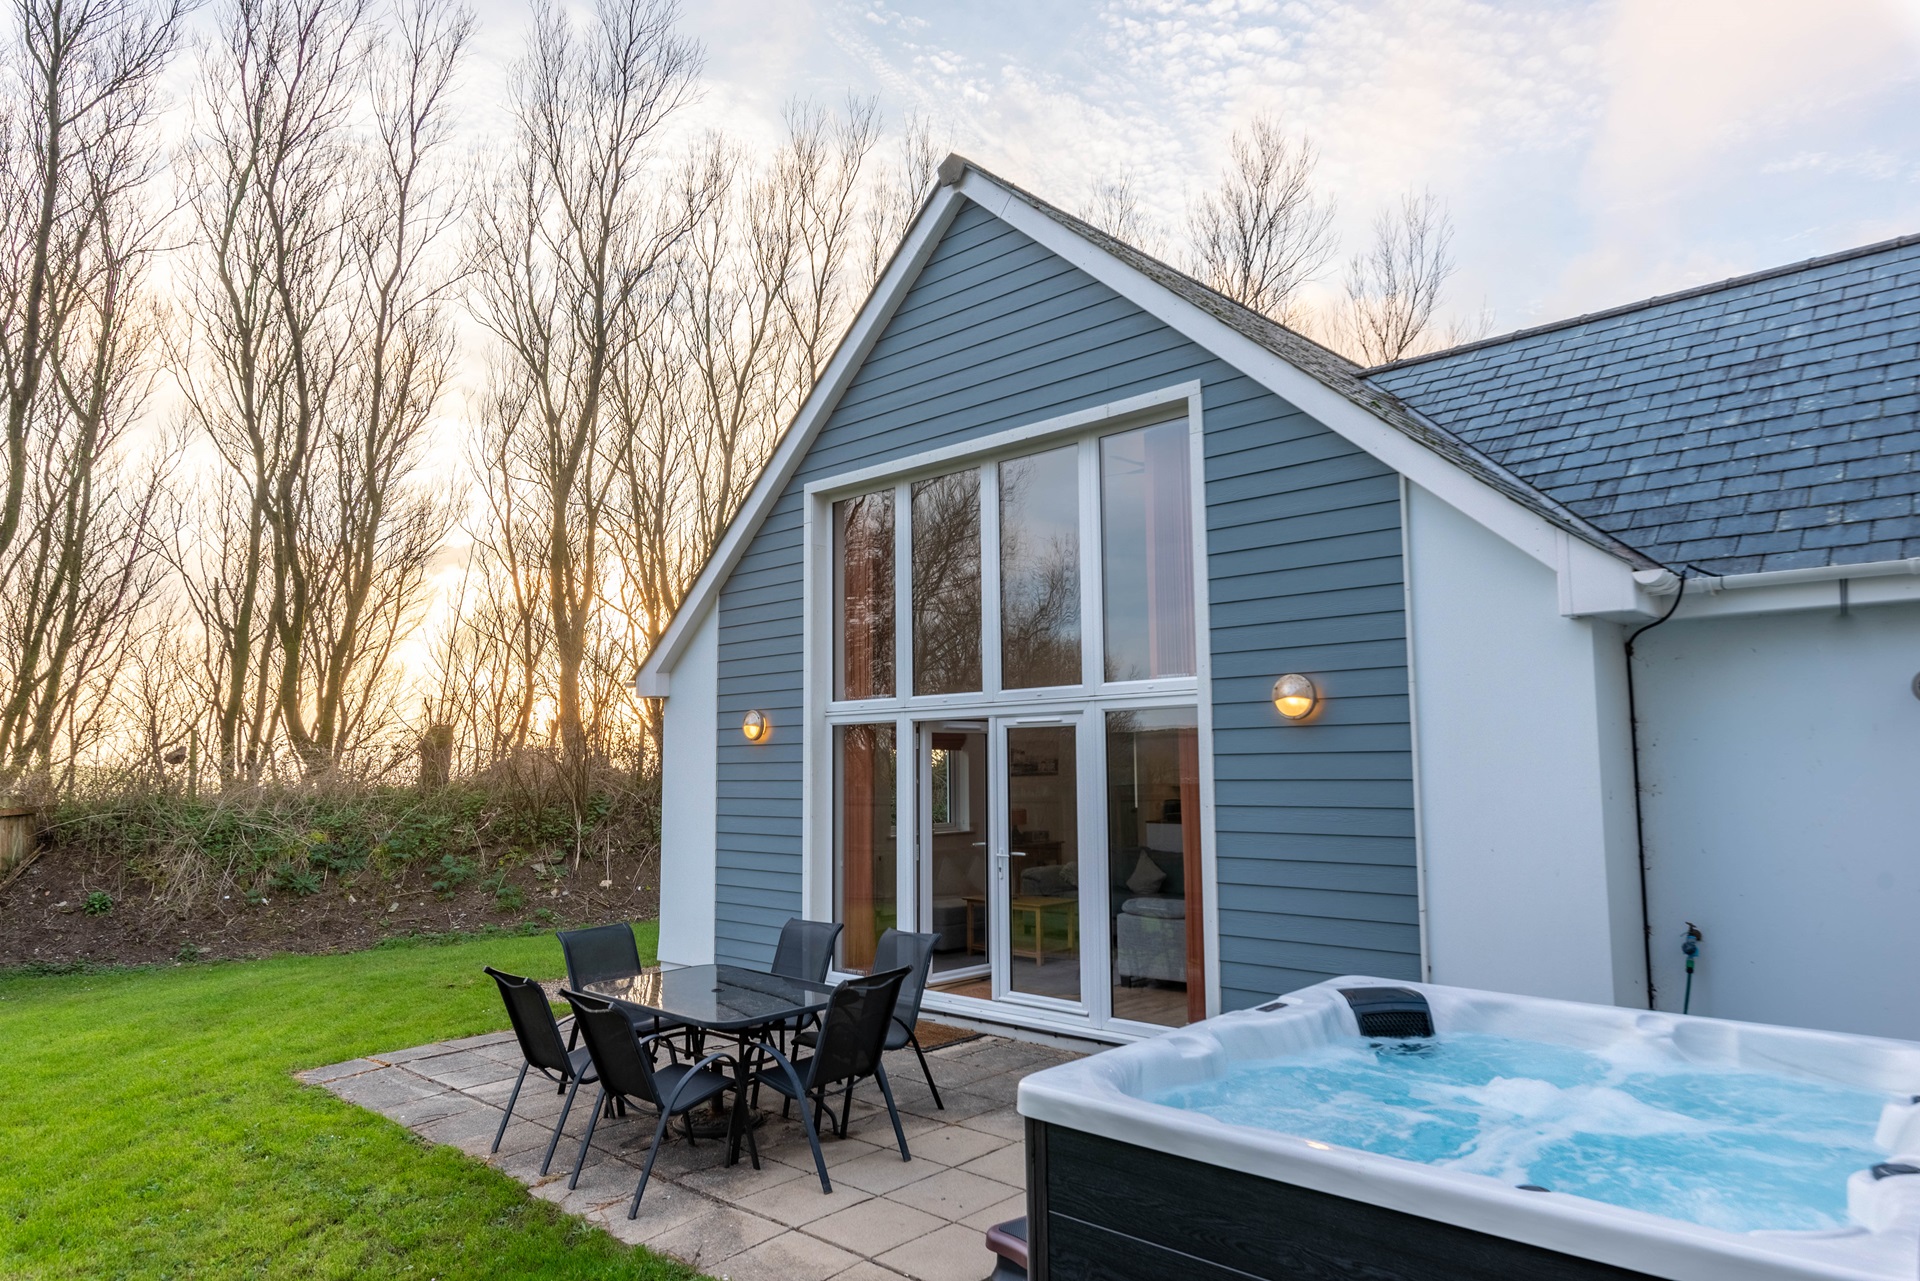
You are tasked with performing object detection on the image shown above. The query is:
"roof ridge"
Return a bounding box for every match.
[1362,229,1920,375]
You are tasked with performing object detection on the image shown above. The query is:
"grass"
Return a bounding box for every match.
[0,923,703,1281]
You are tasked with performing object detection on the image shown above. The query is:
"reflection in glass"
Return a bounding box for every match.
[1100,420,1195,681]
[912,469,982,695]
[1000,447,1081,688]
[1005,725,1080,1002]
[1106,707,1201,1026]
[834,722,896,972]
[923,729,990,988]
[835,490,895,700]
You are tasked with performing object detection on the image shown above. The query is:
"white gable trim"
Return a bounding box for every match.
[642,170,1658,691]
[635,183,967,695]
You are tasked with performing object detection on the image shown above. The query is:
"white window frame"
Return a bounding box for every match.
[799,381,1221,1040]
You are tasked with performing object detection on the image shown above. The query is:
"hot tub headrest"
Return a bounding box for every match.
[1339,986,1434,1038]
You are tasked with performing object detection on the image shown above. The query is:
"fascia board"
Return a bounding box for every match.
[634,183,969,694]
[957,170,1631,585]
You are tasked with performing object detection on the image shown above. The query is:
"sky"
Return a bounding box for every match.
[454,0,1920,336]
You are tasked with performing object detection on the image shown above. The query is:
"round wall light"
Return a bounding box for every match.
[1272,674,1318,721]
[741,709,770,743]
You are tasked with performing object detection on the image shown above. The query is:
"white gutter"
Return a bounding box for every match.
[1634,558,1920,595]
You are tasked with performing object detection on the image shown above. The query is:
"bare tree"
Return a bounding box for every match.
[0,0,186,794]
[177,0,468,781]
[1338,188,1462,367]
[0,0,186,572]
[859,112,939,292]
[1078,168,1163,257]
[603,99,880,759]
[1187,113,1336,324]
[304,0,469,764]
[468,0,705,814]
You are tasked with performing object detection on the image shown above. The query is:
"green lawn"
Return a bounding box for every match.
[0,925,703,1280]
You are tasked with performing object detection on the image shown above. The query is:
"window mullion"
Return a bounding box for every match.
[893,479,912,701]
[1078,437,1103,689]
[980,461,1003,696]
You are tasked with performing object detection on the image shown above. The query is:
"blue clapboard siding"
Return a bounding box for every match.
[713,198,1420,1001]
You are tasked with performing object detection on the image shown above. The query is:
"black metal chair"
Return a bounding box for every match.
[762,917,845,1061]
[801,927,945,1109]
[560,990,750,1218]
[771,917,843,983]
[484,967,597,1176]
[752,966,913,1194]
[558,922,686,1055]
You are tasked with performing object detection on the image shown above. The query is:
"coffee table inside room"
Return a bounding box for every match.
[960,894,1081,965]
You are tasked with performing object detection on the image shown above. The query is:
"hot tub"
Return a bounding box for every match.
[1016,978,1920,1281]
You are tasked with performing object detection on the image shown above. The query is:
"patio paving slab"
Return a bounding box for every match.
[877,1221,1004,1281]
[883,1166,1019,1223]
[309,1023,1080,1280]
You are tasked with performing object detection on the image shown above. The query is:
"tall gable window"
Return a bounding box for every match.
[1100,420,1195,681]
[911,469,982,695]
[999,445,1080,689]
[834,490,894,700]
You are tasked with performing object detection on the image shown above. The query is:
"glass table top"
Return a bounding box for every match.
[578,964,838,1032]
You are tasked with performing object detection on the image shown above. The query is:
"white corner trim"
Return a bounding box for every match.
[637,182,969,686]
[952,169,1639,587]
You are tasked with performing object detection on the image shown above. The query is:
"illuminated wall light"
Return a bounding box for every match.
[1272,674,1318,722]
[741,709,770,743]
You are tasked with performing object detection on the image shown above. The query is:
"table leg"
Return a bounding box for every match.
[725,1030,761,1169]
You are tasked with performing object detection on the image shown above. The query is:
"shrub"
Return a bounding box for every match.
[83,890,113,916]
[429,854,476,899]
[269,862,324,897]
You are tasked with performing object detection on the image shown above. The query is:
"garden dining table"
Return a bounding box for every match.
[578,963,839,1168]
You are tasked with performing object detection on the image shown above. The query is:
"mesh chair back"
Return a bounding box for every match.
[771,918,843,983]
[486,967,573,1076]
[872,929,939,1027]
[808,967,910,1088]
[558,923,643,988]
[562,991,663,1107]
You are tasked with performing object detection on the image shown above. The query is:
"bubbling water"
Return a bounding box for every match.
[1150,1032,1893,1234]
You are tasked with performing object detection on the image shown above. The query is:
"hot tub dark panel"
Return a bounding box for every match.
[1025,1119,1656,1281]
[1339,985,1434,1038]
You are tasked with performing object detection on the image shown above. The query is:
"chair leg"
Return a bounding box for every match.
[628,1107,677,1219]
[797,1092,830,1194]
[682,1112,697,1147]
[492,1062,528,1154]
[909,1029,944,1110]
[838,1079,854,1138]
[568,1086,609,1190]
[874,1062,910,1162]
[540,1072,586,1175]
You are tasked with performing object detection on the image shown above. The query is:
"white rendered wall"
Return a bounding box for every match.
[1637,600,1920,1040]
[1405,485,1646,1006]
[657,603,719,968]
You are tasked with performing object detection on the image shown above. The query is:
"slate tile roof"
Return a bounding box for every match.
[1365,235,1920,575]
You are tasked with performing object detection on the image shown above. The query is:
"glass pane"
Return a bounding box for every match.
[1100,420,1195,681]
[1006,724,1080,1002]
[911,469,982,695]
[1106,707,1201,1026]
[835,490,895,700]
[1000,446,1081,689]
[924,729,990,990]
[834,722,896,972]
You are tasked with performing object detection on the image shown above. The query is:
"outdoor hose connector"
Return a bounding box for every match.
[1681,923,1703,1015]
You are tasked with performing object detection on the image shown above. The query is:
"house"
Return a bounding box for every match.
[636,154,1920,1045]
